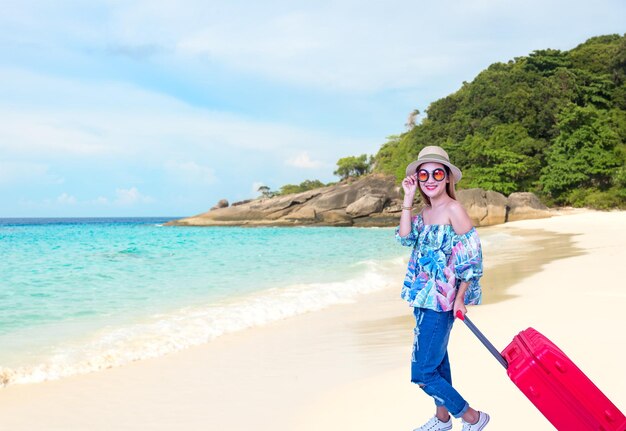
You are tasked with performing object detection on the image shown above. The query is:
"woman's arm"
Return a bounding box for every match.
[454,281,469,317]
[398,174,418,237]
[450,201,482,317]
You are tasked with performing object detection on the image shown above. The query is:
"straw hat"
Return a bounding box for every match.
[405,146,462,183]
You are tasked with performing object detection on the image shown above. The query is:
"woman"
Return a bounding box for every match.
[396,146,490,431]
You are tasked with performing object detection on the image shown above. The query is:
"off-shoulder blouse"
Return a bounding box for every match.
[395,213,483,312]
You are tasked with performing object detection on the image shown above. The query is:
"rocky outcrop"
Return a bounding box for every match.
[166,174,552,227]
[346,195,387,217]
[210,199,229,210]
[457,188,508,226]
[506,192,551,222]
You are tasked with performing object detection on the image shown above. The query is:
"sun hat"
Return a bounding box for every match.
[405,145,462,183]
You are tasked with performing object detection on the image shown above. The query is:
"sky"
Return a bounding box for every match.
[1,1,624,217]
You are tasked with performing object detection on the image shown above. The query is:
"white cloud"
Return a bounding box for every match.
[285,152,323,169]
[56,192,77,205]
[161,0,623,92]
[0,66,379,215]
[33,189,152,208]
[0,67,368,161]
[251,182,266,197]
[2,0,624,218]
[114,187,154,205]
[174,5,448,92]
[3,1,625,95]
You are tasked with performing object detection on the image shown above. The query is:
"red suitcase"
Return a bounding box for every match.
[456,312,626,431]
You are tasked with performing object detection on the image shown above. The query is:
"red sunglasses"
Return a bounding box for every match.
[417,168,446,182]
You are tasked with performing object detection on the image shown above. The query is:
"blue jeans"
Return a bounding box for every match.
[411,307,469,418]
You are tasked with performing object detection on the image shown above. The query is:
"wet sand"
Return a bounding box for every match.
[480,226,584,304]
[0,210,624,430]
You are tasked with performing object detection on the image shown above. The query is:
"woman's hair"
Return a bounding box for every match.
[417,165,457,206]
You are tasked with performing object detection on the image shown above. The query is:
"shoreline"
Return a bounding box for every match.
[0,210,624,430]
[0,212,562,388]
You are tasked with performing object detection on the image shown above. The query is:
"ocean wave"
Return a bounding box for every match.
[0,257,405,387]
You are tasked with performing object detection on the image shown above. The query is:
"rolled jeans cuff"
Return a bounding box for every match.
[453,401,470,419]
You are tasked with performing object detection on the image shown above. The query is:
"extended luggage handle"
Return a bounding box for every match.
[456,311,509,370]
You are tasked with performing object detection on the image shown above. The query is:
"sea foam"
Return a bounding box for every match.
[0,257,405,386]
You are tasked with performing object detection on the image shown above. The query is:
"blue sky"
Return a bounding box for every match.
[1,1,624,217]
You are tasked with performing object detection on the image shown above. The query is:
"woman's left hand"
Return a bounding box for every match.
[454,301,467,319]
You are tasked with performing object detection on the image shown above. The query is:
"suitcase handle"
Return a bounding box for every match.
[456,311,509,370]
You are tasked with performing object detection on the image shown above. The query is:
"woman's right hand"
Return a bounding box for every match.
[402,173,418,198]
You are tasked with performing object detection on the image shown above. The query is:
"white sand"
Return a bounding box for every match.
[0,210,624,430]
[294,210,626,430]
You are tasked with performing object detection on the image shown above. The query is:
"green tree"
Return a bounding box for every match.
[568,34,623,75]
[278,179,326,195]
[371,33,626,208]
[460,124,543,194]
[279,184,302,195]
[257,185,275,198]
[523,49,571,76]
[269,35,626,208]
[540,105,623,204]
[334,154,373,180]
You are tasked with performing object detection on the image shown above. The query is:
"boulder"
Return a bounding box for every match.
[312,175,401,212]
[507,192,551,222]
[283,206,317,222]
[204,206,266,222]
[210,199,229,210]
[249,189,322,213]
[457,188,508,226]
[353,213,404,227]
[346,195,386,217]
[313,186,361,211]
[319,210,353,226]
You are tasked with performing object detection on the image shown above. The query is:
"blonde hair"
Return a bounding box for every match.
[417,166,457,206]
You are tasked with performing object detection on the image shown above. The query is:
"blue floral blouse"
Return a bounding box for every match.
[395,214,483,312]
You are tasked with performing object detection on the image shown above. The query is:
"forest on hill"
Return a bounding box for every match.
[374,34,626,209]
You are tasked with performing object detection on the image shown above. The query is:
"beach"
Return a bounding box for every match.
[0,210,625,430]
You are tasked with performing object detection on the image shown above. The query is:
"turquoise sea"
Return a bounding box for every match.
[0,217,523,386]
[0,218,408,385]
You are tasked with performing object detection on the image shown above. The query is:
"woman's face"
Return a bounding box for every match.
[417,162,448,200]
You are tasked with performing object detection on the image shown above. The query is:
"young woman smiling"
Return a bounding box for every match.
[396,146,490,431]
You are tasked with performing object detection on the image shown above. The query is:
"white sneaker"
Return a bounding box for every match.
[413,415,453,431]
[461,411,490,430]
